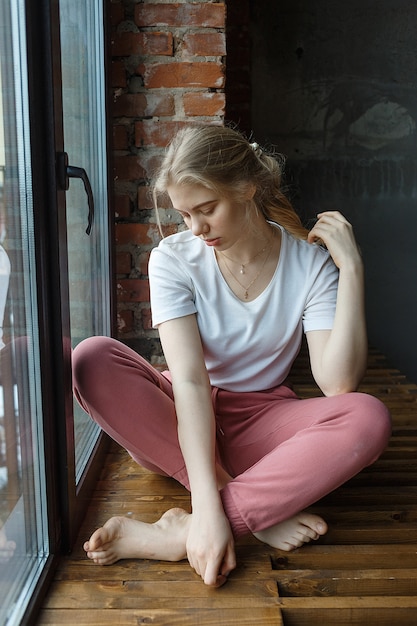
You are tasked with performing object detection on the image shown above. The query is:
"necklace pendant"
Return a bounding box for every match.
[244,290,249,299]
[240,265,245,275]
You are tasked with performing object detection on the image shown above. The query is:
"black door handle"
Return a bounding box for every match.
[57,151,94,235]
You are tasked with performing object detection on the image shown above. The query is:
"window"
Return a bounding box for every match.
[60,0,111,480]
[0,2,49,623]
[0,0,112,623]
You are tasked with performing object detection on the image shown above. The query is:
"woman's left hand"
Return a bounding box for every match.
[306,210,367,395]
[307,211,362,270]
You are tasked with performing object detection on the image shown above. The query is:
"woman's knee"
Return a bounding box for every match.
[72,335,165,403]
[72,336,116,384]
[347,392,391,457]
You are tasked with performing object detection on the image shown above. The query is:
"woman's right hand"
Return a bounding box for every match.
[157,314,236,585]
[186,504,236,587]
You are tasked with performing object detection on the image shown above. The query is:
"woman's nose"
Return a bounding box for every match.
[191,216,208,236]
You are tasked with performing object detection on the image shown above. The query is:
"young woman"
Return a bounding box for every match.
[73,125,391,588]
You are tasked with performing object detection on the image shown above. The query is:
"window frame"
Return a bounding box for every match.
[4,0,116,622]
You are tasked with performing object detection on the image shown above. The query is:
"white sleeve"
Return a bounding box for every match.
[148,245,197,327]
[302,252,339,333]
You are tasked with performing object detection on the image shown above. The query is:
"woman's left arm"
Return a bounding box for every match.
[306,211,367,396]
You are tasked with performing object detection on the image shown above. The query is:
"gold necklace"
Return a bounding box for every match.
[219,241,273,300]
[220,240,270,275]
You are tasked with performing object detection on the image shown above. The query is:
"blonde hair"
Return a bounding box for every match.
[152,125,308,240]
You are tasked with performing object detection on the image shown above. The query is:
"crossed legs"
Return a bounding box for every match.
[74,337,391,565]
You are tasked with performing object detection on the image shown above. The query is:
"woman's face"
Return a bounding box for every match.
[167,183,252,252]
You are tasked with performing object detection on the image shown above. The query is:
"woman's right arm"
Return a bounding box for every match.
[157,314,236,586]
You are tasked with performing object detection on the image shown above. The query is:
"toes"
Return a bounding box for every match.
[284,535,313,551]
[281,539,302,552]
[298,514,328,536]
[281,517,326,551]
[85,525,113,553]
[87,549,116,565]
[315,521,327,535]
[300,525,320,541]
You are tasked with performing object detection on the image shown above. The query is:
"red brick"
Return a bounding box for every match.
[138,61,225,89]
[116,251,132,274]
[113,155,146,181]
[135,3,225,28]
[182,32,226,57]
[147,189,172,210]
[115,222,161,245]
[139,152,166,179]
[111,60,127,88]
[135,120,189,148]
[183,91,225,116]
[135,120,223,148]
[112,31,173,57]
[157,223,180,238]
[138,251,151,275]
[141,307,153,330]
[114,194,131,218]
[113,124,129,150]
[117,278,150,302]
[117,309,134,334]
[113,93,175,117]
[138,186,154,210]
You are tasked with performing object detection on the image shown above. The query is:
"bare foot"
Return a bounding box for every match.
[84,507,191,565]
[254,512,328,551]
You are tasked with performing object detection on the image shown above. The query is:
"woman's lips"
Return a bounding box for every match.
[204,238,221,246]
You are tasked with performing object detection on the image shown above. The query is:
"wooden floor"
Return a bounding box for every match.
[36,347,417,625]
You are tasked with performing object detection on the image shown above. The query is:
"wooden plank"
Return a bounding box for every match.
[36,344,417,625]
[271,544,417,570]
[275,568,417,596]
[54,544,274,583]
[41,579,279,610]
[315,486,417,506]
[281,606,417,626]
[310,505,417,523]
[37,607,284,626]
[279,597,417,609]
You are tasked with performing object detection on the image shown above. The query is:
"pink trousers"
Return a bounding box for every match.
[72,336,391,539]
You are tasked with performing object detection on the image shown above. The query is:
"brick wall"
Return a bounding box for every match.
[109,0,249,365]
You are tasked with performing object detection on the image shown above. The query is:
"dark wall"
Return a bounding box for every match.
[250,0,417,383]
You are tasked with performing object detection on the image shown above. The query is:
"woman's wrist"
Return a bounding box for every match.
[190,485,224,511]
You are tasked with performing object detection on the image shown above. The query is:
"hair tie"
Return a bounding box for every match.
[250,142,262,157]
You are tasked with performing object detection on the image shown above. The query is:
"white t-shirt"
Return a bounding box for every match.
[149,224,339,392]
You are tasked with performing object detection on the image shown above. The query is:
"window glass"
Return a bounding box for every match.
[60,0,110,481]
[0,1,49,623]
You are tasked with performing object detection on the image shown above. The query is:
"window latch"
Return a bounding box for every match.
[57,151,94,235]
